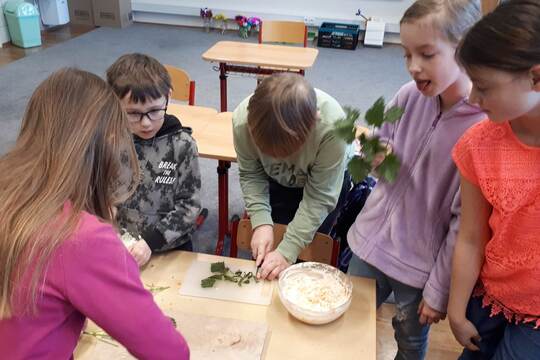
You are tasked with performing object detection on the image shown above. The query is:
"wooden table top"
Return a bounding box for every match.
[202,41,319,70]
[168,106,236,162]
[75,252,376,360]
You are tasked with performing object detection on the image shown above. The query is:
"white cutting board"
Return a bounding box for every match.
[179,258,274,305]
[76,312,269,360]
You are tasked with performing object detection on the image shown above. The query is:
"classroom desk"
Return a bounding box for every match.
[202,41,319,112]
[75,251,376,360]
[168,108,236,255]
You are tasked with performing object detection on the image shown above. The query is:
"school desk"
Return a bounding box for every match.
[74,251,376,360]
[202,41,319,112]
[167,108,236,255]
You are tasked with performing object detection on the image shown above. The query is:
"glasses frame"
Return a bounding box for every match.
[126,97,169,124]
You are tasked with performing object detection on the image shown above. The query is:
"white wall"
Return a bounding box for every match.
[133,0,414,36]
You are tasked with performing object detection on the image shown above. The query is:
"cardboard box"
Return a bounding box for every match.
[67,0,94,26]
[92,0,133,28]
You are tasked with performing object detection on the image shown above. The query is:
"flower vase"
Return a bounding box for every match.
[239,26,249,39]
[203,18,211,33]
[219,20,227,34]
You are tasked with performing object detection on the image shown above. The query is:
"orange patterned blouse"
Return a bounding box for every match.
[453,120,540,327]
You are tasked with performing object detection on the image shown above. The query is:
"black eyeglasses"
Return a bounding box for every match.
[126,98,168,124]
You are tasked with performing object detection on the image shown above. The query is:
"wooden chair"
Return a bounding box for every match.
[482,0,500,14]
[258,20,308,47]
[256,20,308,83]
[231,218,340,266]
[164,65,195,105]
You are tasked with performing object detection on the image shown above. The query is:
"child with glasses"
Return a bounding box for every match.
[106,53,202,267]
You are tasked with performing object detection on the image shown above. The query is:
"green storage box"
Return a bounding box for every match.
[3,0,41,48]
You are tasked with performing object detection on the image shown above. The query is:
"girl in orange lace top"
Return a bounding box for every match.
[448,1,540,359]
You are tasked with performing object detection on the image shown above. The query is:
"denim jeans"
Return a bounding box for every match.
[348,254,429,360]
[459,296,540,360]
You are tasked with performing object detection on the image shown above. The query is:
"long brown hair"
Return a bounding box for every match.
[457,0,540,73]
[0,68,139,318]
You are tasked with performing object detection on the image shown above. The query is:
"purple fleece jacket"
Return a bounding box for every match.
[347,81,486,312]
[0,210,189,359]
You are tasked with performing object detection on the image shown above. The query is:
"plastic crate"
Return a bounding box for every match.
[317,22,359,50]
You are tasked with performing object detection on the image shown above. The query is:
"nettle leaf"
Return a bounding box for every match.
[365,97,386,127]
[348,156,372,184]
[359,135,385,162]
[201,277,217,288]
[384,106,405,124]
[210,261,226,273]
[377,153,400,183]
[334,107,360,144]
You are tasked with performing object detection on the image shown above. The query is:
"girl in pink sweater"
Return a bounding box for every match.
[0,68,189,359]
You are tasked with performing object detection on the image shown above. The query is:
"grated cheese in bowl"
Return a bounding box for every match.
[278,262,353,325]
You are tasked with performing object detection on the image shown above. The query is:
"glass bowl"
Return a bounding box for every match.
[278,262,353,325]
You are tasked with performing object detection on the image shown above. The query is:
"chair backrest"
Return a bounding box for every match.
[258,20,308,47]
[482,0,500,14]
[236,219,337,265]
[164,64,195,105]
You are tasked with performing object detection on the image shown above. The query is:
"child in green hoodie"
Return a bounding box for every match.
[232,73,352,280]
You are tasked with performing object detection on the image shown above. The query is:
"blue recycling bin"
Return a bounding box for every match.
[4,0,42,48]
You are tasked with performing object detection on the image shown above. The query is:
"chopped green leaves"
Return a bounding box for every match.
[201,262,259,288]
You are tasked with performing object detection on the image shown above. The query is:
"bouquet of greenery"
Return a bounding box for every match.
[334,97,404,183]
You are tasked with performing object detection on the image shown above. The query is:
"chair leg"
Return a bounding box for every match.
[331,238,340,267]
[230,215,240,258]
[196,208,208,229]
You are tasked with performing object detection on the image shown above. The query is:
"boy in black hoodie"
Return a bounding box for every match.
[107,53,201,266]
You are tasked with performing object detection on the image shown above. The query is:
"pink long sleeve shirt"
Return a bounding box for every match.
[0,210,189,359]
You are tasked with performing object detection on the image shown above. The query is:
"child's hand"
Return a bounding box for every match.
[354,137,392,169]
[251,225,274,268]
[417,298,446,325]
[257,250,290,280]
[449,317,481,351]
[128,240,152,267]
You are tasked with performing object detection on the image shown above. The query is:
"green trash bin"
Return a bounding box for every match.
[3,0,41,48]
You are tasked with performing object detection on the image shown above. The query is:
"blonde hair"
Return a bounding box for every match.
[0,68,139,318]
[401,0,481,45]
[247,73,317,158]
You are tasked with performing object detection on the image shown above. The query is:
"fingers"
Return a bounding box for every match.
[255,251,265,268]
[267,265,283,281]
[258,259,273,280]
[464,339,480,352]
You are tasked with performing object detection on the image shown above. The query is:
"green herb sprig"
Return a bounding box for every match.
[82,330,118,347]
[201,261,259,288]
[334,97,404,183]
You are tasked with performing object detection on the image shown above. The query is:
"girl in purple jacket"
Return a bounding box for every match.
[347,1,485,358]
[0,68,189,359]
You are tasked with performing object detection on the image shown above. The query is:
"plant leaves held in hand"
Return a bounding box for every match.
[365,97,386,127]
[334,106,360,144]
[377,153,401,183]
[333,96,404,183]
[201,262,259,288]
[347,156,372,184]
[384,106,405,124]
